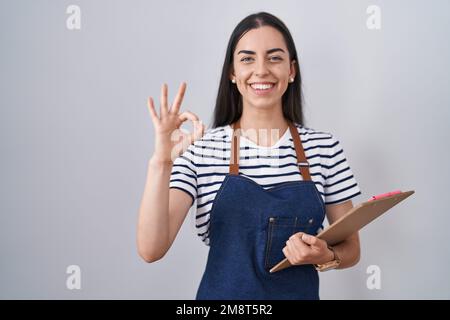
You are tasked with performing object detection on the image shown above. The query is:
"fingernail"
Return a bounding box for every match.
[302,234,310,241]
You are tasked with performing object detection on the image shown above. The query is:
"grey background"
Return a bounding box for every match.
[1,0,449,299]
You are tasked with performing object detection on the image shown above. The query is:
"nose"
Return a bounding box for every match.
[254,58,269,77]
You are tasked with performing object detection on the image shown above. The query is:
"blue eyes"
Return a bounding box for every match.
[240,56,283,63]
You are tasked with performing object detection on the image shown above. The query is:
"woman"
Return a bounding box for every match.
[137,12,361,300]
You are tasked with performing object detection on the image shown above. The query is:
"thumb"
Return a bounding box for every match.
[301,233,319,246]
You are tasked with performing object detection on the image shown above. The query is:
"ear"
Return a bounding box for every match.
[229,67,235,82]
[289,59,297,79]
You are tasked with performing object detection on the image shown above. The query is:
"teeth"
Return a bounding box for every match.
[251,83,274,90]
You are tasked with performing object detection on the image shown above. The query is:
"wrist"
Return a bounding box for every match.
[326,247,336,263]
[314,245,341,272]
[149,155,174,167]
[317,247,335,265]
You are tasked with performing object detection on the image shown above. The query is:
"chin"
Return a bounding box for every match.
[247,97,280,109]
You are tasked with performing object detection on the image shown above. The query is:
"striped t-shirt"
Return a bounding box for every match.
[169,123,362,245]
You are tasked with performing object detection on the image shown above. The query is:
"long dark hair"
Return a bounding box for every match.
[211,12,305,128]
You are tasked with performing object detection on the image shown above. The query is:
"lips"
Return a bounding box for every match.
[249,82,276,95]
[250,83,275,90]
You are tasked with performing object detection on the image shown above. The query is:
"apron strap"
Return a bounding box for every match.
[288,122,312,181]
[230,120,241,175]
[229,119,311,181]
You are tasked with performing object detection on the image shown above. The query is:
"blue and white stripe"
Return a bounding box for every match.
[169,123,362,245]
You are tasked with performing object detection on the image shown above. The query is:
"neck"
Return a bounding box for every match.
[237,103,290,147]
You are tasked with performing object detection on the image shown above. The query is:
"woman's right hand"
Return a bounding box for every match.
[147,82,205,163]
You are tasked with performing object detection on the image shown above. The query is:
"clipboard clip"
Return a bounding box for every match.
[369,190,402,201]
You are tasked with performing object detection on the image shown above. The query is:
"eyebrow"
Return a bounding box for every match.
[237,48,286,55]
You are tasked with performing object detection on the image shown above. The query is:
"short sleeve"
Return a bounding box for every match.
[323,134,362,205]
[169,144,197,207]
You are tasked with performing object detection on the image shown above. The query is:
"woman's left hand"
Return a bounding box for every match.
[282,232,334,266]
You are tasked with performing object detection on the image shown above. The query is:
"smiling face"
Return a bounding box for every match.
[230,26,296,111]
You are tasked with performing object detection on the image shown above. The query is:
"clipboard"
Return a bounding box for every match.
[269,190,415,273]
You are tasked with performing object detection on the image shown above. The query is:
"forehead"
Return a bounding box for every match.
[235,26,287,53]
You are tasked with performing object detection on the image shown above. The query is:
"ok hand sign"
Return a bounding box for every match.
[147,82,205,162]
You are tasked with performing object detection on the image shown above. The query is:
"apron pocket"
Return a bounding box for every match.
[264,216,313,270]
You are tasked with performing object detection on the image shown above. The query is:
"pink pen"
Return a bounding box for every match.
[369,190,402,201]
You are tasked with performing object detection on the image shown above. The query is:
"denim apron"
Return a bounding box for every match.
[196,120,326,300]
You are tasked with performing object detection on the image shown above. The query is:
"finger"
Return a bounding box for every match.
[170,82,187,114]
[290,232,303,241]
[282,246,293,262]
[182,120,205,145]
[283,243,301,265]
[184,118,205,142]
[147,97,159,122]
[287,236,309,258]
[289,232,310,249]
[300,233,319,247]
[177,112,204,144]
[160,83,169,116]
[190,119,205,142]
[178,110,199,123]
